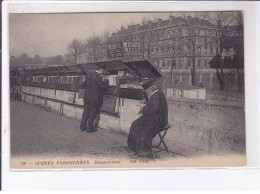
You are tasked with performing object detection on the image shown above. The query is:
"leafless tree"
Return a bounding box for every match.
[19,53,29,66]
[234,11,244,91]
[180,15,205,85]
[85,36,103,62]
[67,39,84,64]
[208,12,238,90]
[101,30,111,61]
[180,14,220,86]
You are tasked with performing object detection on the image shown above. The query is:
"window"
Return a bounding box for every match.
[204,47,207,53]
[68,77,73,84]
[162,31,165,37]
[178,29,182,36]
[172,60,176,68]
[167,60,170,68]
[63,77,68,84]
[161,47,164,54]
[155,61,158,67]
[198,59,201,67]
[204,30,207,35]
[216,31,218,36]
[210,47,213,54]
[167,48,170,54]
[172,30,176,36]
[204,38,207,44]
[162,61,165,68]
[172,47,175,54]
[151,48,154,54]
[198,47,201,53]
[205,60,207,67]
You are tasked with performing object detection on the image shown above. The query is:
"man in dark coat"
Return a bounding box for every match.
[80,69,109,133]
[127,80,168,156]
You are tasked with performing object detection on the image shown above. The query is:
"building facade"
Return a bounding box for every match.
[106,16,220,70]
[77,15,244,70]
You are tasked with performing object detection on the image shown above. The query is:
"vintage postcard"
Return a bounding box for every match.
[9,10,246,169]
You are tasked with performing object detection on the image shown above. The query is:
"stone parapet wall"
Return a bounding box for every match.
[21,84,245,156]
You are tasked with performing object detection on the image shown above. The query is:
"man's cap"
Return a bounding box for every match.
[142,80,154,90]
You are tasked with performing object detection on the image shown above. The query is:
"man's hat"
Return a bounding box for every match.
[142,80,154,90]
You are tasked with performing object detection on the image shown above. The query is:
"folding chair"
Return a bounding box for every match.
[152,124,171,153]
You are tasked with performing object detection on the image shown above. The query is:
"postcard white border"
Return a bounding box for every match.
[2,0,260,190]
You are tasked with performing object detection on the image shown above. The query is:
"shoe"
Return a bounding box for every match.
[86,129,98,133]
[92,128,98,132]
[80,128,86,131]
[136,150,154,158]
[123,146,134,152]
[92,124,98,132]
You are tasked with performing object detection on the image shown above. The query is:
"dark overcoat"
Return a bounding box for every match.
[81,72,109,108]
[127,90,168,152]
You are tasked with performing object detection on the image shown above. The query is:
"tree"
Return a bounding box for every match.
[10,56,19,66]
[33,55,42,64]
[170,59,176,84]
[208,12,238,90]
[141,18,153,59]
[180,15,220,86]
[234,11,244,92]
[20,53,29,65]
[52,55,64,65]
[85,36,102,62]
[180,16,203,85]
[67,39,84,64]
[64,54,74,65]
[101,30,111,61]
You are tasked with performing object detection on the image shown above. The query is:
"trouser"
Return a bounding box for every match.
[80,103,100,132]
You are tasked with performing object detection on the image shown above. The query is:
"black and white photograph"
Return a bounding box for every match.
[9,10,246,169]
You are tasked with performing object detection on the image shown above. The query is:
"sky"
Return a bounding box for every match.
[9,12,172,58]
[9,12,221,58]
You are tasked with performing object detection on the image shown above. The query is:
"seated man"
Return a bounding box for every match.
[127,80,168,157]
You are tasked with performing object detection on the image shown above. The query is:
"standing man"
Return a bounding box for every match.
[80,69,109,133]
[127,80,168,156]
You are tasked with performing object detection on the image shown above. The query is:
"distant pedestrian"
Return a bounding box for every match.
[80,69,109,133]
